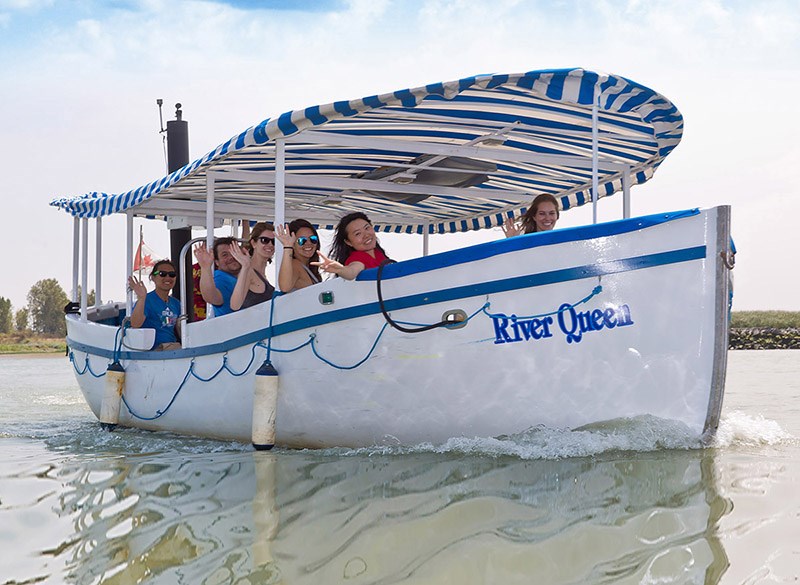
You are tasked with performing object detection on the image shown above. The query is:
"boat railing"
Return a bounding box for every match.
[177,235,249,344]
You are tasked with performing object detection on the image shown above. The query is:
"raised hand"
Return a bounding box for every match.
[275,223,296,248]
[127,275,147,299]
[194,242,215,270]
[501,217,522,238]
[228,242,251,270]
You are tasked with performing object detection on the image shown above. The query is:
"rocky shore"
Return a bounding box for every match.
[729,328,800,350]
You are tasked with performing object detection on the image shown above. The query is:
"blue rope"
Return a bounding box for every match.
[112,320,131,363]
[392,302,489,328]
[483,285,603,320]
[263,291,283,365]
[123,342,264,420]
[309,323,390,370]
[69,351,106,378]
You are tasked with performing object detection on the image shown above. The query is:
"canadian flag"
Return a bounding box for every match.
[133,228,162,275]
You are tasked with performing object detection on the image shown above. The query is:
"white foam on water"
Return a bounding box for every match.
[327,416,706,460]
[713,410,795,448]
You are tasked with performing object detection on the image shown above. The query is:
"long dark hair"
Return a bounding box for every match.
[248,221,275,264]
[288,218,321,281]
[520,193,560,234]
[329,212,388,265]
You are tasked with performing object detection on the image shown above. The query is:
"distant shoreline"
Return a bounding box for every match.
[729,328,800,350]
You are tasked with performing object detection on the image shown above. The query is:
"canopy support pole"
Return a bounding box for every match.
[80,218,89,322]
[203,173,216,322]
[622,165,631,218]
[72,217,80,302]
[95,217,102,307]
[422,224,430,257]
[591,83,600,225]
[126,213,133,317]
[274,138,286,285]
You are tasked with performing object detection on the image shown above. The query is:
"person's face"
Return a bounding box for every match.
[533,202,559,231]
[252,230,275,260]
[293,227,319,260]
[344,219,376,252]
[151,264,177,292]
[216,246,241,275]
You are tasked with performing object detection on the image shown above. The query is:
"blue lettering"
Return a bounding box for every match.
[591,309,604,330]
[541,316,554,338]
[603,308,617,328]
[518,319,533,341]
[492,317,513,344]
[577,311,594,334]
[509,316,523,342]
[557,304,582,344]
[617,304,634,327]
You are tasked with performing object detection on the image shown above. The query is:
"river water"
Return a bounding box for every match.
[1,350,798,584]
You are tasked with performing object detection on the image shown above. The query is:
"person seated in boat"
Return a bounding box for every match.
[313,212,392,280]
[194,237,242,317]
[127,260,182,351]
[501,193,560,237]
[229,222,276,310]
[275,219,322,292]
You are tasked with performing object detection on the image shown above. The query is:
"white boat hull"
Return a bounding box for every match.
[67,207,731,448]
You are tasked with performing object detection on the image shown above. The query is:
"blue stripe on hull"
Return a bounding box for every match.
[68,246,705,361]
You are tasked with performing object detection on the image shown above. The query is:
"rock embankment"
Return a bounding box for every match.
[729,328,800,350]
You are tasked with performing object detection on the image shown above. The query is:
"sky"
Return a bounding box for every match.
[1,0,798,311]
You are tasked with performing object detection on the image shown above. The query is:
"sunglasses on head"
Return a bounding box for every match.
[153,270,177,278]
[257,236,275,245]
[296,235,319,246]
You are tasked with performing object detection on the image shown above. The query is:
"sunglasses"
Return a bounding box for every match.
[296,235,319,246]
[153,270,177,278]
[257,236,275,245]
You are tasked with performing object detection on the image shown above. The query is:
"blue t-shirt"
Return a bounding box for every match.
[212,270,238,317]
[135,291,181,348]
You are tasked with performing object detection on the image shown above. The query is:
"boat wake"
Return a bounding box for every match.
[712,410,795,448]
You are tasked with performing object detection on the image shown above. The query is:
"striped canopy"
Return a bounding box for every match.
[50,68,683,234]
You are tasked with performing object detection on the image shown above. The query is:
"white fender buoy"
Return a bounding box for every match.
[100,361,126,430]
[252,361,279,450]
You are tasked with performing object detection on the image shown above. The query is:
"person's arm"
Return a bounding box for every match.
[127,276,147,328]
[275,223,299,291]
[195,243,223,305]
[312,252,365,281]
[228,243,252,311]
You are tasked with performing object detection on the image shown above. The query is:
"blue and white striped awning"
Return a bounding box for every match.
[50,68,683,235]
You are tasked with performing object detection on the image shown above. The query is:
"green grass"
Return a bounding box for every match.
[0,334,66,354]
[731,311,800,329]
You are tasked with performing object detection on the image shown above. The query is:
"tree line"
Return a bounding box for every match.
[0,279,93,337]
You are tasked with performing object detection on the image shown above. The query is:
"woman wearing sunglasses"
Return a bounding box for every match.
[229,222,276,311]
[127,260,182,350]
[314,212,391,280]
[275,219,322,292]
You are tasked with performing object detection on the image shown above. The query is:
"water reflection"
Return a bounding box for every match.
[54,449,730,584]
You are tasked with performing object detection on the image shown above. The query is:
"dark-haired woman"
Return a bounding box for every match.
[127,260,182,350]
[275,219,322,292]
[314,212,390,280]
[502,193,560,237]
[229,222,276,310]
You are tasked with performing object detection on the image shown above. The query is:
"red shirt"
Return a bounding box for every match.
[345,248,388,270]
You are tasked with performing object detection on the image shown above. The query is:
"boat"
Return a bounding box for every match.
[51,68,733,448]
